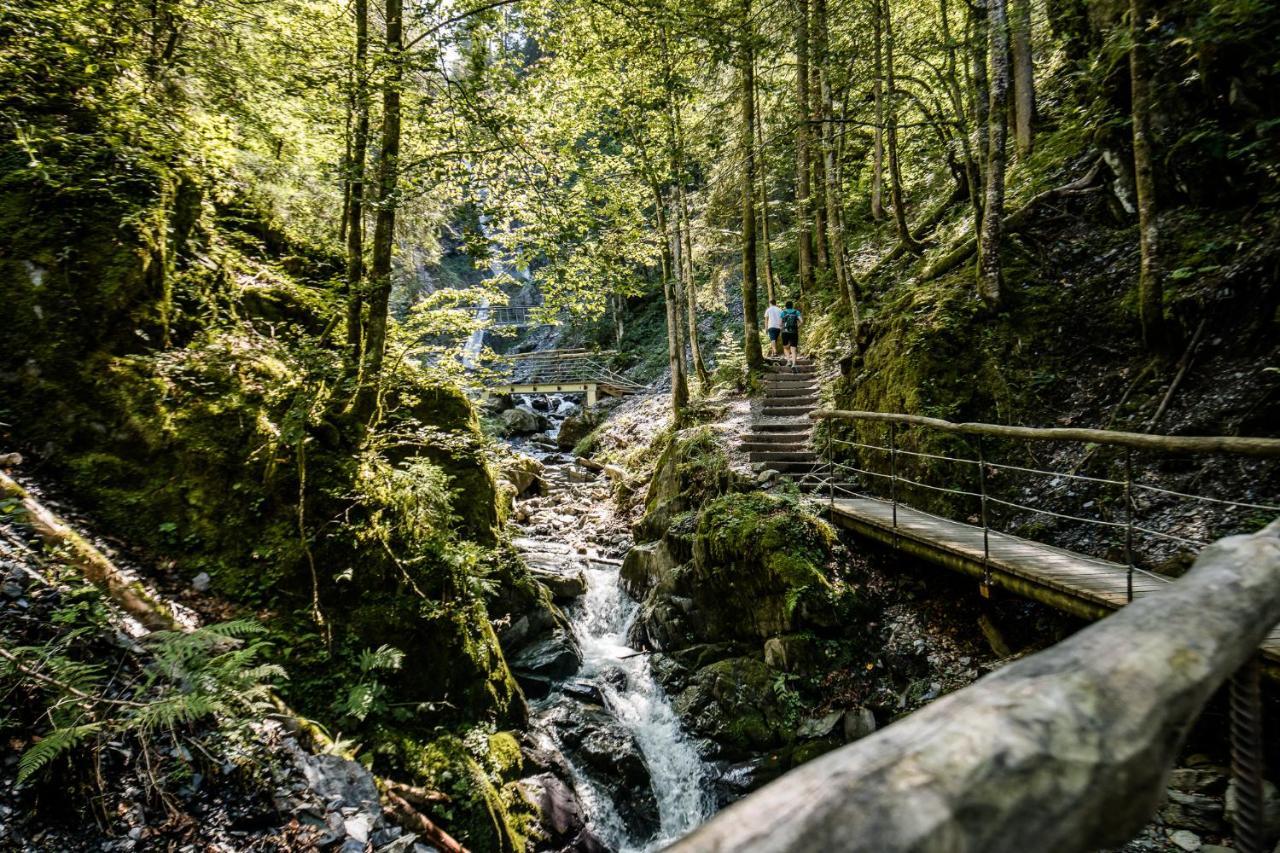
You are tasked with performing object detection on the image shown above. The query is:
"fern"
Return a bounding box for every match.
[18,723,101,782]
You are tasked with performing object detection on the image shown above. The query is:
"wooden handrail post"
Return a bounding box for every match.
[827,425,835,510]
[1125,448,1135,604]
[978,435,990,593]
[889,421,898,531]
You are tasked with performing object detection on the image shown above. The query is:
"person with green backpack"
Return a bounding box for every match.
[779,301,802,368]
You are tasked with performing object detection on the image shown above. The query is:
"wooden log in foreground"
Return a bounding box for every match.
[811,409,1280,458]
[668,521,1280,853]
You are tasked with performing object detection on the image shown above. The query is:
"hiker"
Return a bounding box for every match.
[780,301,802,368]
[764,298,784,358]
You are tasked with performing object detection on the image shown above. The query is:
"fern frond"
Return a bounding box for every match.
[18,723,101,782]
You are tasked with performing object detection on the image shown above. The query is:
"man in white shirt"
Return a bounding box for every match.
[764,299,784,358]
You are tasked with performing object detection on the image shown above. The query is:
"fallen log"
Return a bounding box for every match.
[921,159,1103,281]
[576,456,626,481]
[575,455,604,472]
[384,790,467,853]
[668,521,1280,853]
[0,470,181,632]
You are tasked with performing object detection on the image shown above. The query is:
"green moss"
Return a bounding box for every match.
[696,493,834,591]
[375,731,534,853]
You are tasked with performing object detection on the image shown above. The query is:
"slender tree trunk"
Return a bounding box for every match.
[352,0,402,424]
[656,193,689,422]
[941,0,980,208]
[809,24,829,270]
[977,0,1009,308]
[344,0,370,373]
[969,2,990,226]
[679,182,710,386]
[741,0,764,371]
[1130,0,1164,352]
[884,0,922,254]
[1010,0,1034,158]
[793,0,815,304]
[814,0,854,314]
[755,77,777,306]
[870,4,885,221]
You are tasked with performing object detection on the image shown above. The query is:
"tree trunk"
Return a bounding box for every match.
[793,0,815,303]
[977,0,1009,308]
[814,0,855,316]
[1130,0,1164,353]
[941,0,981,209]
[657,192,689,422]
[755,77,778,307]
[352,0,402,424]
[740,0,764,370]
[870,4,885,222]
[1010,0,1034,157]
[969,2,990,226]
[884,0,922,254]
[809,17,829,271]
[679,181,711,386]
[344,0,370,373]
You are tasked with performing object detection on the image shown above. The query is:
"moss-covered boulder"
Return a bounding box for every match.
[631,493,835,650]
[672,656,792,757]
[634,427,743,542]
[375,731,537,853]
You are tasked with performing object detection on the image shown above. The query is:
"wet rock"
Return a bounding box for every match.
[712,753,788,803]
[619,539,677,599]
[539,701,660,839]
[1169,766,1229,795]
[530,566,588,602]
[501,407,549,436]
[523,773,586,848]
[509,630,581,684]
[482,394,515,414]
[1168,829,1202,851]
[560,679,605,705]
[530,397,551,413]
[190,572,211,593]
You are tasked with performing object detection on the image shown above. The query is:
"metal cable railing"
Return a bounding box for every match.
[815,411,1280,606]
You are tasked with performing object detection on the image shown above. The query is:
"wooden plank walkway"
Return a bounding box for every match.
[827,496,1280,666]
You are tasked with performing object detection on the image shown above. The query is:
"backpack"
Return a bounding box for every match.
[781,309,800,333]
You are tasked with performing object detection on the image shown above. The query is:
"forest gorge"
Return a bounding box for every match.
[1,0,1279,850]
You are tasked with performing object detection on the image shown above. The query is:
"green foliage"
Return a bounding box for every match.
[696,492,835,590]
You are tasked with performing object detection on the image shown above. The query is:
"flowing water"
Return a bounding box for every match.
[511,404,714,852]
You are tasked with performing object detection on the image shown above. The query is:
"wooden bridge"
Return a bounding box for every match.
[485,349,647,406]
[809,410,1280,667]
[459,304,560,328]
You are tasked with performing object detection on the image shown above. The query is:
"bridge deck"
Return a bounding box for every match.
[827,496,1280,665]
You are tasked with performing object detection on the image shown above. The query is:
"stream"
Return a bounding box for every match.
[503,396,713,852]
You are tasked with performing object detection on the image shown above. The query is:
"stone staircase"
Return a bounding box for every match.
[742,357,825,490]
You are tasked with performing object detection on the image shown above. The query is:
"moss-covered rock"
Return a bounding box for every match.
[634,427,744,542]
[672,656,792,757]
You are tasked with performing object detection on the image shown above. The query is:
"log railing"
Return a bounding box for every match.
[668,521,1280,853]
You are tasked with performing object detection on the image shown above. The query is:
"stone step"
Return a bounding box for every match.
[763,405,816,417]
[753,418,811,431]
[764,393,818,404]
[748,450,818,463]
[737,440,803,455]
[764,377,818,388]
[756,460,818,474]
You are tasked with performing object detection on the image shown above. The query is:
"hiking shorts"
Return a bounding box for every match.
[781,331,799,348]
[767,327,781,342]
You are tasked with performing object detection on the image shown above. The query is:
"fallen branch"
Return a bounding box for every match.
[1148,319,1207,430]
[921,159,1104,281]
[575,455,604,472]
[383,779,451,807]
[575,456,626,481]
[0,471,181,632]
[384,790,467,853]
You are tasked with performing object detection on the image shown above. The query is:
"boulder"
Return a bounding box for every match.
[523,773,586,848]
[499,454,545,498]
[539,701,661,839]
[509,629,581,686]
[673,656,792,756]
[842,707,878,742]
[500,407,548,436]
[620,539,678,599]
[557,409,601,451]
[1158,789,1225,834]
[530,566,588,602]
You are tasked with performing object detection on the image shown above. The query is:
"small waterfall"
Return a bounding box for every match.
[569,560,713,852]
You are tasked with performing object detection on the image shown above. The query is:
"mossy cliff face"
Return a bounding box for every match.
[0,130,539,841]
